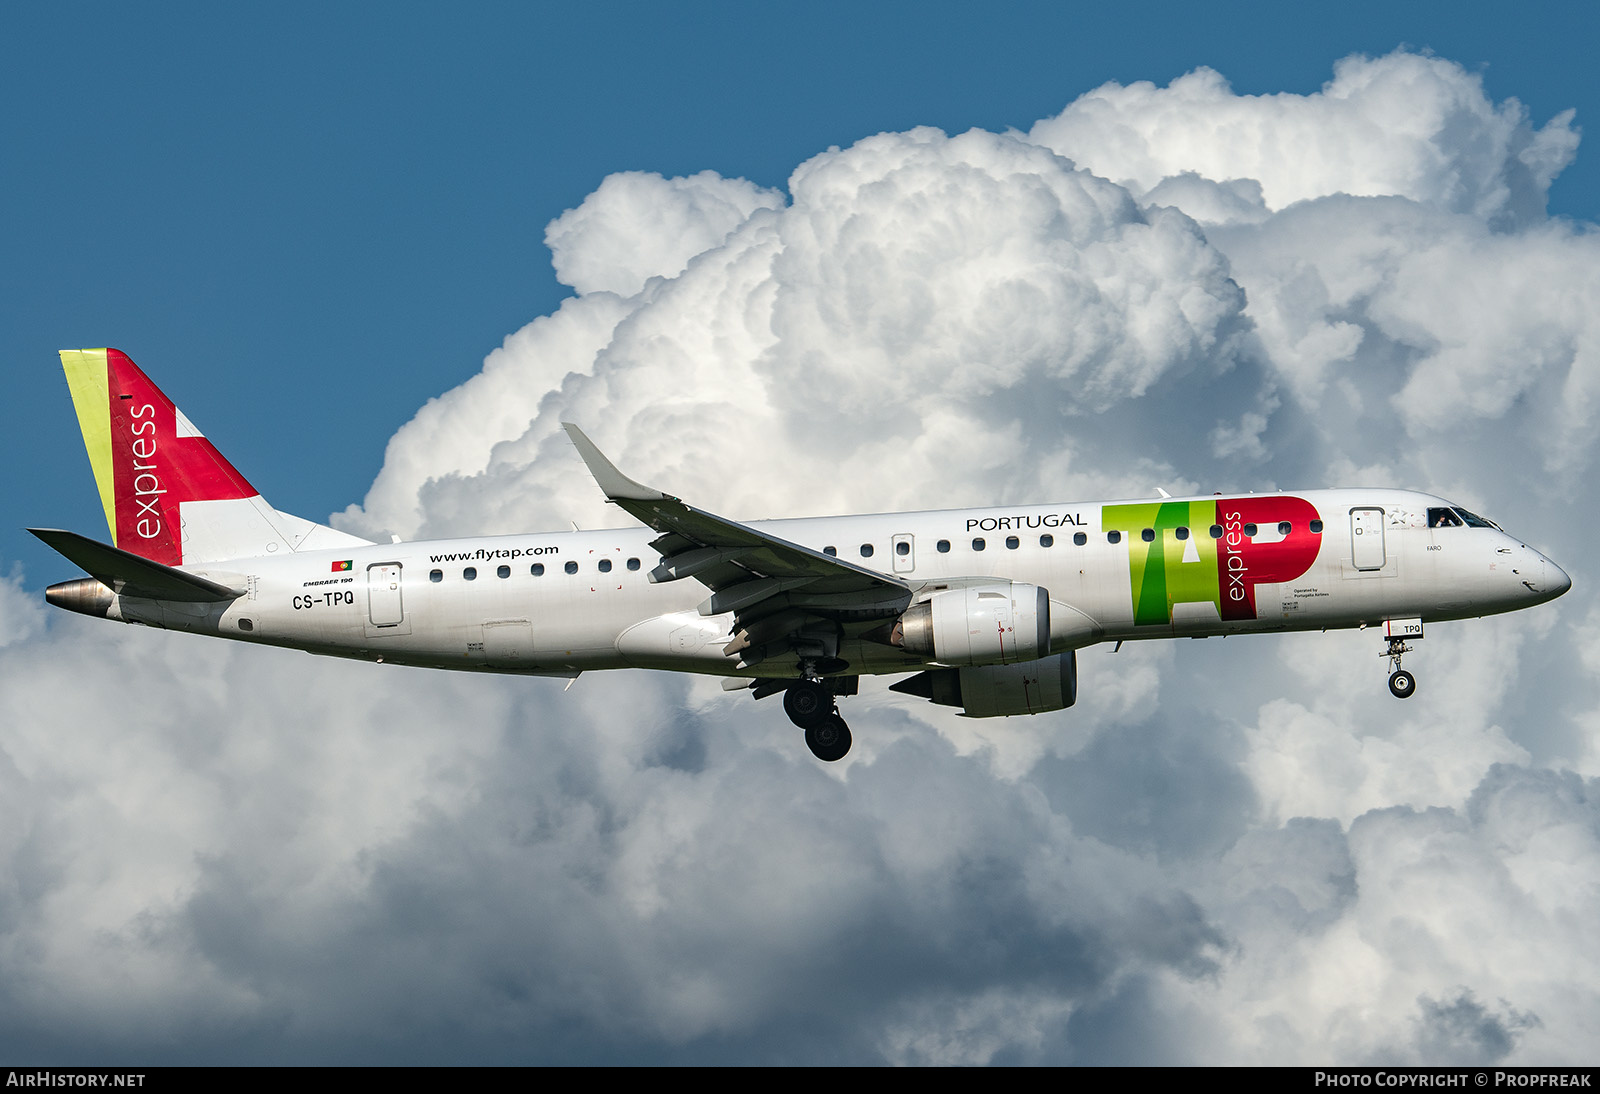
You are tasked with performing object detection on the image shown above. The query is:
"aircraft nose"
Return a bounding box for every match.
[1543,557,1572,600]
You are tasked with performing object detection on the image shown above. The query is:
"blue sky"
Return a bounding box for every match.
[4,1,1597,579]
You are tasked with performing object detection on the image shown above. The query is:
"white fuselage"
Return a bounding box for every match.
[108,488,1567,682]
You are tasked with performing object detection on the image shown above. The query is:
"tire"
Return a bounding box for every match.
[784,680,831,728]
[1388,670,1416,699]
[805,715,852,762]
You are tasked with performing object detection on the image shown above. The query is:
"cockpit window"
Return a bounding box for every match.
[1428,507,1463,528]
[1455,508,1500,529]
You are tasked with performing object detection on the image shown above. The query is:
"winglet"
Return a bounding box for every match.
[561,424,674,503]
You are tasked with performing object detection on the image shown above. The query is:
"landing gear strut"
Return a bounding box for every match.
[1384,636,1417,699]
[784,677,853,761]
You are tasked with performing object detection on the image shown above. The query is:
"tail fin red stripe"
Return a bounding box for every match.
[104,349,257,565]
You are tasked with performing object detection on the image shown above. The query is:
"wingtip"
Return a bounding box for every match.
[560,423,670,503]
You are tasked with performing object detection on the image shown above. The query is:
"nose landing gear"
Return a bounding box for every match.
[1384,636,1417,699]
[784,677,853,761]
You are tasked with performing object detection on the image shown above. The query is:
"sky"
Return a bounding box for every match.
[2,0,1599,1065]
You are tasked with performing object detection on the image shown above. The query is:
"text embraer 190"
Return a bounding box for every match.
[33,349,1571,761]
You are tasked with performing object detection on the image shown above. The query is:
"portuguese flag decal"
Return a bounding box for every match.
[332,560,353,572]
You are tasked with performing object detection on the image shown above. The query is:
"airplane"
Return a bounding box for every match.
[32,348,1572,762]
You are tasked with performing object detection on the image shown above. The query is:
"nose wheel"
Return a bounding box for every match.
[784,678,853,761]
[1384,636,1417,699]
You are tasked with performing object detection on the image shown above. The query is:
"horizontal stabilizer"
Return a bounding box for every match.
[29,528,244,602]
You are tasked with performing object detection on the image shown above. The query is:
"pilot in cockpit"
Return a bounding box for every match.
[1428,506,1499,530]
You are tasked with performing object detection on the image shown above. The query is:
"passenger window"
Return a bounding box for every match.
[1107,531,1121,544]
[936,540,950,553]
[598,559,612,573]
[1243,523,1258,537]
[1040,534,1053,547]
[860,544,874,558]
[1310,520,1323,534]
[1278,521,1291,535]
[497,565,510,579]
[972,538,986,551]
[531,563,544,576]
[1175,527,1189,541]
[824,546,837,556]
[430,569,443,583]
[1141,528,1155,542]
[1209,525,1223,539]
[1073,532,1087,546]
[896,541,910,556]
[463,567,477,580]
[564,561,578,575]
[627,558,640,571]
[1005,536,1019,549]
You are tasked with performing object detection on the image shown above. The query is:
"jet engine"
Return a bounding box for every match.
[890,651,1078,717]
[895,582,1049,666]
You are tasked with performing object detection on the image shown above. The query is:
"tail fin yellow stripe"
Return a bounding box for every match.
[59,349,117,544]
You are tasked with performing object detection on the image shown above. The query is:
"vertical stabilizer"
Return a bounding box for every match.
[58,349,370,564]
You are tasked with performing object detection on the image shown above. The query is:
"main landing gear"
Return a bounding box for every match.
[1385,636,1417,699]
[784,678,853,762]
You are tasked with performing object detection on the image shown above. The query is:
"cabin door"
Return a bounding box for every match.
[1350,509,1386,571]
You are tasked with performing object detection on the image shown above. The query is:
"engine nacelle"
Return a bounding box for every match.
[897,582,1049,666]
[890,651,1078,718]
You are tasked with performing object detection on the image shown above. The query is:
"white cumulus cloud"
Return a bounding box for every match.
[545,170,786,298]
[1029,51,1578,229]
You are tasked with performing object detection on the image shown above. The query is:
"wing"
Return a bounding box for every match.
[563,425,911,670]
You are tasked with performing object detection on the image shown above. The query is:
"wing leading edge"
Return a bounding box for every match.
[562,424,912,669]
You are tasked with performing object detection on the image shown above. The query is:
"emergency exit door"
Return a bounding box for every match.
[892,533,915,573]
